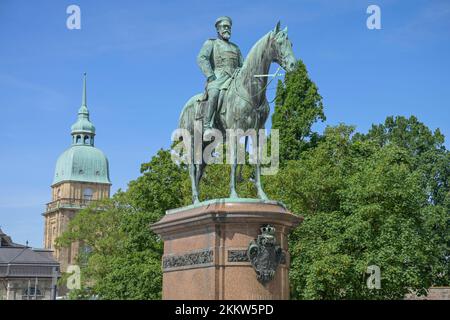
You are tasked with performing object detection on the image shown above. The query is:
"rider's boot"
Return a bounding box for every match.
[203,100,216,136]
[204,122,215,137]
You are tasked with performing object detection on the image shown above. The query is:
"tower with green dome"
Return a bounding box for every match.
[43,74,111,272]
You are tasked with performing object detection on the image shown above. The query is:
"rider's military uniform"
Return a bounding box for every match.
[197,36,244,128]
[197,38,244,90]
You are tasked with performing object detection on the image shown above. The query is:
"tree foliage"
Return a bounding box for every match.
[265,125,449,299]
[272,59,325,163]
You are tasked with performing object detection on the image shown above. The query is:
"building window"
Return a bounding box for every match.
[84,135,90,145]
[83,188,93,200]
[57,188,61,199]
[23,287,42,299]
[76,135,81,144]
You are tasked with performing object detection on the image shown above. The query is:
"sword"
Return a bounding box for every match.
[253,73,284,78]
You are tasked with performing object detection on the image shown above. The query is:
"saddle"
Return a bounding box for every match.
[194,89,227,121]
[195,69,239,121]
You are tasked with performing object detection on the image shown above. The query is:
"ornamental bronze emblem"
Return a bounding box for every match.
[247,225,283,284]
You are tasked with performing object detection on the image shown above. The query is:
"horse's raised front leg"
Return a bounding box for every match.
[229,136,239,199]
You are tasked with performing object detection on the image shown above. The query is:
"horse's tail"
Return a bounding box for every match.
[179,94,203,132]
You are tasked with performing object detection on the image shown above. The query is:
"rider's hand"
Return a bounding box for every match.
[207,75,217,82]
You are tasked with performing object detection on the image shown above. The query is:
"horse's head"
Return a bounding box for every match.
[270,21,296,72]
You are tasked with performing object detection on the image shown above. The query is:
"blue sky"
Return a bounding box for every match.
[1,0,449,247]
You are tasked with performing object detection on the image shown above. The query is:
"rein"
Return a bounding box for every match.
[232,66,282,110]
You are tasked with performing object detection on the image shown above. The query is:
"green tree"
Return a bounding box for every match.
[356,116,449,287]
[354,115,449,206]
[266,124,449,299]
[272,59,325,163]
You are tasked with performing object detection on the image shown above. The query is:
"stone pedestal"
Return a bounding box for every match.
[150,199,302,300]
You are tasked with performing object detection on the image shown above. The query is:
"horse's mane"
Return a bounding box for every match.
[241,31,273,79]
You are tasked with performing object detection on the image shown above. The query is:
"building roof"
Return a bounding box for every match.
[0,228,26,248]
[53,145,111,185]
[0,229,59,278]
[0,247,57,265]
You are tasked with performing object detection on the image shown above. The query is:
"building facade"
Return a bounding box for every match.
[0,228,59,300]
[42,74,111,272]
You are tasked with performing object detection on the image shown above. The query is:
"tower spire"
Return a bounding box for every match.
[82,72,87,107]
[71,73,96,145]
[77,72,89,118]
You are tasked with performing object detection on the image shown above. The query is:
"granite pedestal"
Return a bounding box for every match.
[150,199,302,300]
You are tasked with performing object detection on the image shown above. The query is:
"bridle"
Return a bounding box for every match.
[231,34,288,111]
[272,33,291,71]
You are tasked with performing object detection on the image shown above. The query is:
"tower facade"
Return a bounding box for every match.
[43,74,111,272]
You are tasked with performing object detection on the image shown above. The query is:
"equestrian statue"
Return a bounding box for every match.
[178,17,296,204]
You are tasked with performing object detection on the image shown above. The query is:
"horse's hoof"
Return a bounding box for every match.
[258,191,269,201]
[230,191,239,199]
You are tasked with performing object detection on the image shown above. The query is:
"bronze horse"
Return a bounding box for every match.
[179,22,296,203]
